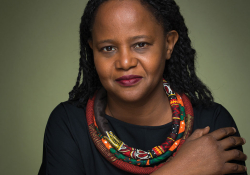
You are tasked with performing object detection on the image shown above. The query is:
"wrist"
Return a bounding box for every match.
[150,159,187,175]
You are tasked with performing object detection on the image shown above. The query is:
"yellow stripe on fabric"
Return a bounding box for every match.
[158,146,165,153]
[168,94,175,97]
[170,104,179,107]
[170,99,178,105]
[173,117,180,120]
[148,152,153,158]
[167,137,175,141]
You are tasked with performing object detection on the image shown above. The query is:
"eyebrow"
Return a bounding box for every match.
[97,35,152,45]
[130,35,152,40]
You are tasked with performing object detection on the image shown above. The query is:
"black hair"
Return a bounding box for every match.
[68,0,214,107]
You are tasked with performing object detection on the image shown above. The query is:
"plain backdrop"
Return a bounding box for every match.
[0,0,249,174]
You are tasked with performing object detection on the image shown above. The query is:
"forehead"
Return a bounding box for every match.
[91,0,163,41]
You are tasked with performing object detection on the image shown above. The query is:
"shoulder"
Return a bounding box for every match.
[45,101,88,143]
[193,102,239,134]
[47,101,86,125]
[41,101,87,174]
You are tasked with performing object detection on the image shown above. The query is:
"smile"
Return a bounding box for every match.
[115,75,142,86]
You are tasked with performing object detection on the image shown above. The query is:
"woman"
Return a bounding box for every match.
[38,0,247,174]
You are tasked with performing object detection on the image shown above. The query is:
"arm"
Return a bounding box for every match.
[151,127,247,175]
[38,104,85,175]
[211,104,247,175]
[151,104,247,175]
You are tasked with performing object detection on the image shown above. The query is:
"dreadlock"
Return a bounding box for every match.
[68,0,214,107]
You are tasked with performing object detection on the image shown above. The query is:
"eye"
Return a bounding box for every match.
[134,42,148,48]
[102,46,116,52]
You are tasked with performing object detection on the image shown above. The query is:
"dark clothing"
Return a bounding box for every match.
[38,101,246,175]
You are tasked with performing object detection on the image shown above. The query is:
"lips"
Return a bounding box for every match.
[115,75,142,86]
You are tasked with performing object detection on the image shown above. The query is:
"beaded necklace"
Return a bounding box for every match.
[86,80,194,174]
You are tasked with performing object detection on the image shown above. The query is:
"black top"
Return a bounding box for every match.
[38,101,247,175]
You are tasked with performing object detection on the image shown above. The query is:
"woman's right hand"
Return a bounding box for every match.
[151,127,247,175]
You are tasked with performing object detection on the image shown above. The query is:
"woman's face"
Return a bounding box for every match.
[89,0,178,103]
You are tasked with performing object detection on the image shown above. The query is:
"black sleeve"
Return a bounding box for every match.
[193,104,247,175]
[38,103,85,175]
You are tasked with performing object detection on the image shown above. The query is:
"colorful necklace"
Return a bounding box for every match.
[94,81,184,164]
[86,80,194,174]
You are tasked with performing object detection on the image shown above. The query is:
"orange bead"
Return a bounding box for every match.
[178,121,185,134]
[176,94,184,106]
[169,139,180,151]
[102,138,112,149]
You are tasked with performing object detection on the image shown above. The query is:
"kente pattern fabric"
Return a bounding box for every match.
[92,81,185,165]
[85,82,194,174]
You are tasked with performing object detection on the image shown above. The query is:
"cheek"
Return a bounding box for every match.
[94,55,113,83]
[149,60,165,79]
[142,50,166,76]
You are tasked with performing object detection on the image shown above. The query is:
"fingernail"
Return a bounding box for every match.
[233,127,236,132]
[245,166,247,171]
[242,138,246,144]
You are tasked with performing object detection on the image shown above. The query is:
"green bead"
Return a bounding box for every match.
[176,132,184,140]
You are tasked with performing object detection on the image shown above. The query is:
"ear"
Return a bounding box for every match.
[88,39,93,49]
[165,30,179,60]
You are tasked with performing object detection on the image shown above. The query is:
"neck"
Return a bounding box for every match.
[105,84,172,126]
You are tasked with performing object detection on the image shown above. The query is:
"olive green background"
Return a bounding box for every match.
[0,0,249,174]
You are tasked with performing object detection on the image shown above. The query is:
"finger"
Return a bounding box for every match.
[208,127,236,140]
[222,162,247,174]
[219,136,245,150]
[224,149,247,162]
[188,126,210,141]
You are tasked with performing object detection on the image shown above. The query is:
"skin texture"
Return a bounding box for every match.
[151,127,247,175]
[89,0,247,174]
[89,0,178,126]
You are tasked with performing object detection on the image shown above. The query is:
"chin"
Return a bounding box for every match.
[117,89,149,103]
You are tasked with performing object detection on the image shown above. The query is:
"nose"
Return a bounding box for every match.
[115,47,138,70]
